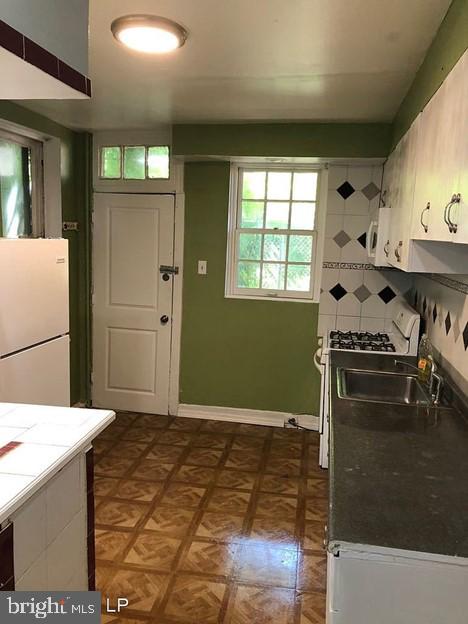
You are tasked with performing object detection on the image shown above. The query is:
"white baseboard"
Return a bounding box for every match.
[177,403,319,431]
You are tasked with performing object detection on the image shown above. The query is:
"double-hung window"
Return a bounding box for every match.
[0,129,43,238]
[226,164,325,301]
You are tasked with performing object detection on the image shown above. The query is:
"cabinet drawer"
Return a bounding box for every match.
[0,524,14,589]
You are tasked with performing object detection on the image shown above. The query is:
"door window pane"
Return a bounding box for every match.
[124,146,145,179]
[148,146,169,179]
[100,146,121,178]
[0,140,32,238]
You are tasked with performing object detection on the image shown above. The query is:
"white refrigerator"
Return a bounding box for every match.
[0,239,70,406]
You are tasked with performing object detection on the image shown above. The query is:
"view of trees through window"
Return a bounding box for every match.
[234,168,319,296]
[0,137,35,238]
[100,145,170,180]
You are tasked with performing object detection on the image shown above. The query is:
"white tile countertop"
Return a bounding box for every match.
[0,403,115,525]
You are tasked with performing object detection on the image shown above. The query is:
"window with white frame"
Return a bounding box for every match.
[0,129,44,238]
[226,164,324,301]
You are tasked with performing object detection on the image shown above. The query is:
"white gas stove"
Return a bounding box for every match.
[314,300,421,468]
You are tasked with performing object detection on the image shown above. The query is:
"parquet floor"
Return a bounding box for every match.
[93,412,328,624]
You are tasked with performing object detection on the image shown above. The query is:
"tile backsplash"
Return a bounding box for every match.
[319,164,412,336]
[411,275,468,392]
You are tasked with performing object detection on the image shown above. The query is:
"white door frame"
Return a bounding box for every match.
[168,189,184,415]
[91,140,184,416]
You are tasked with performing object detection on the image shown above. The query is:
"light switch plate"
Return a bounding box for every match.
[198,260,207,275]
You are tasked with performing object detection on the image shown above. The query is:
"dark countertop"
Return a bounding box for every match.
[328,350,468,558]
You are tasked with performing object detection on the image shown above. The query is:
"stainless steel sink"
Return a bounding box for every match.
[337,368,432,406]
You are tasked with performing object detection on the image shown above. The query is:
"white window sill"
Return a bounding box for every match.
[224,293,319,304]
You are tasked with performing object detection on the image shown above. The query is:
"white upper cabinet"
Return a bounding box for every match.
[382,49,468,273]
[413,51,468,243]
[387,116,419,270]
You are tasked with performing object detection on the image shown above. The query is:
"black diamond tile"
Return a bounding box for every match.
[423,297,427,314]
[414,291,418,308]
[357,232,367,248]
[330,283,347,301]
[432,305,438,323]
[337,181,355,200]
[378,286,396,304]
[445,312,451,335]
[463,322,468,350]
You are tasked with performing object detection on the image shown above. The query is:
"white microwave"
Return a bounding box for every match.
[366,207,391,266]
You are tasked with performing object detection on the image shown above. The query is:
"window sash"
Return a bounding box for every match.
[0,128,44,238]
[226,164,323,301]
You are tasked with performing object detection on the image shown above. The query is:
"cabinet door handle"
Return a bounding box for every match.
[447,193,460,234]
[394,241,402,262]
[420,202,430,233]
[444,195,455,232]
[384,240,390,257]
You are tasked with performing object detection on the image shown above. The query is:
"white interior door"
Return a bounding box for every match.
[92,193,175,414]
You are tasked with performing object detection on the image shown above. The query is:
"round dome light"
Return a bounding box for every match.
[111,15,188,54]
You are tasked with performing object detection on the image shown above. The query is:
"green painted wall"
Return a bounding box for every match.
[173,123,392,158]
[179,162,320,414]
[0,101,91,405]
[177,123,391,414]
[392,0,468,145]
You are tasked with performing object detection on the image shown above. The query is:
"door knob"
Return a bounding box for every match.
[160,315,169,325]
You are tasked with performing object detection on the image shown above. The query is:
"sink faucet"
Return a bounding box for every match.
[394,359,444,405]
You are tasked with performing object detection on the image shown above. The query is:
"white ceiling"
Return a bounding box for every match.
[16,0,451,130]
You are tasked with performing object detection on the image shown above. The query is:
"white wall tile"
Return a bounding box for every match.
[341,239,367,263]
[323,239,341,262]
[328,166,348,189]
[327,192,345,215]
[325,214,344,239]
[347,166,373,190]
[318,314,336,336]
[337,293,361,317]
[361,294,387,319]
[319,291,338,316]
[345,193,370,216]
[343,214,370,239]
[360,317,386,332]
[337,316,360,331]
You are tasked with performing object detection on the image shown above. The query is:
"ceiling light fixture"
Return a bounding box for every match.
[111,14,188,54]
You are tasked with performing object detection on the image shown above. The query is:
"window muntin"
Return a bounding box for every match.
[227,166,321,300]
[0,130,43,238]
[99,145,170,180]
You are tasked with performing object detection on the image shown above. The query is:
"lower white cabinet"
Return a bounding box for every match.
[327,546,468,624]
[11,454,89,591]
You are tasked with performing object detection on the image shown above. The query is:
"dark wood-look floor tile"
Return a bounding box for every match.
[195,511,245,542]
[226,585,296,624]
[124,533,182,571]
[95,412,328,624]
[145,507,197,537]
[163,575,227,623]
